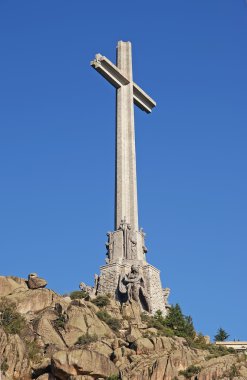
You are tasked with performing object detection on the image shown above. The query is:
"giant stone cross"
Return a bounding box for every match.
[91,41,156,233]
[91,41,169,314]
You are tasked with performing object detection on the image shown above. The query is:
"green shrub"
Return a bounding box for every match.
[0,298,26,335]
[161,327,175,337]
[187,333,209,350]
[223,364,240,380]
[53,314,67,330]
[26,340,41,363]
[92,295,110,307]
[76,333,98,345]
[70,290,88,300]
[142,330,157,338]
[141,312,150,323]
[179,365,201,378]
[96,310,121,332]
[141,311,175,337]
[107,318,121,332]
[229,364,240,378]
[1,358,9,374]
[106,375,119,380]
[205,344,235,359]
[97,310,111,322]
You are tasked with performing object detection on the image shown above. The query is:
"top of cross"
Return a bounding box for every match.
[91,42,156,113]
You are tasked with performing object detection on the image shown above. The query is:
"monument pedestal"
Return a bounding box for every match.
[97,260,168,315]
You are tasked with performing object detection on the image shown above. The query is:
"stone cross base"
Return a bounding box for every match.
[97,261,168,315]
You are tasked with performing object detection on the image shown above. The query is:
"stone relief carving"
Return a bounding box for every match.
[105,231,114,263]
[94,273,100,294]
[119,265,150,312]
[79,274,99,298]
[127,224,137,259]
[118,218,137,260]
[79,281,91,293]
[105,218,139,262]
[140,227,148,256]
[118,217,128,259]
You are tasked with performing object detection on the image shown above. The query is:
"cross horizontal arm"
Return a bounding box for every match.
[133,83,156,113]
[91,54,130,88]
[91,54,156,114]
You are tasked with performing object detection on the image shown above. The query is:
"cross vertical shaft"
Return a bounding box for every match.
[115,41,138,231]
[91,40,156,236]
[90,42,168,316]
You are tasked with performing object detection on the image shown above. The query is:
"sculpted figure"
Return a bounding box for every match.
[121,265,150,312]
[94,274,99,294]
[163,287,171,307]
[118,218,128,259]
[118,217,127,232]
[79,282,92,293]
[79,275,99,297]
[140,228,148,256]
[127,224,137,260]
[105,232,114,263]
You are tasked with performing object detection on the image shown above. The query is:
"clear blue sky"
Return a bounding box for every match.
[0,0,246,340]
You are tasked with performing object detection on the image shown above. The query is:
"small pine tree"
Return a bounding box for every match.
[214,328,229,342]
[165,304,196,339]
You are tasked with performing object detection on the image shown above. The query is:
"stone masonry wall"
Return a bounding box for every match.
[97,263,122,297]
[143,264,167,315]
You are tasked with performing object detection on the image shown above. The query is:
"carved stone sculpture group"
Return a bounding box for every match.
[119,265,151,312]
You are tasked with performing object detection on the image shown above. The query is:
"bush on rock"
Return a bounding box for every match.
[0,298,26,335]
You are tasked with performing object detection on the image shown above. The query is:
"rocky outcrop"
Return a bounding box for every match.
[34,308,67,349]
[28,273,47,290]
[51,350,118,379]
[118,335,201,378]
[62,303,114,347]
[0,275,28,296]
[7,288,60,314]
[0,327,30,379]
[0,275,246,380]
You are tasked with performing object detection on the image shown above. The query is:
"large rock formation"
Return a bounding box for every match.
[0,275,246,380]
[27,273,47,290]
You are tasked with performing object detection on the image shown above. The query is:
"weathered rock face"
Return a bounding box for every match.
[36,375,56,380]
[7,288,60,314]
[0,275,28,296]
[0,275,246,380]
[121,336,205,379]
[0,327,30,379]
[51,350,118,379]
[34,308,67,349]
[62,303,114,347]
